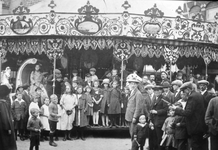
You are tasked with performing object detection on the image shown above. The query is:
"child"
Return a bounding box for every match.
[92,80,103,126]
[89,68,98,83]
[29,97,40,119]
[160,108,177,150]
[40,98,50,141]
[100,78,110,127]
[48,94,61,147]
[72,69,83,85]
[121,86,129,127]
[84,86,93,127]
[132,115,149,150]
[27,108,43,150]
[59,85,77,141]
[11,92,27,141]
[108,80,121,128]
[84,73,93,87]
[74,85,88,140]
[110,69,120,82]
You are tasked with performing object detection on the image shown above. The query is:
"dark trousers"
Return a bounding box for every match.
[126,121,136,140]
[190,133,206,150]
[176,139,188,150]
[109,114,119,126]
[148,128,158,150]
[210,134,218,150]
[155,126,165,150]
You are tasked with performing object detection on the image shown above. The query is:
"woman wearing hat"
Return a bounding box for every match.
[100,79,110,127]
[0,84,17,150]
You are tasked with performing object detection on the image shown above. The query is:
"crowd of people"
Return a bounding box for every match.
[0,64,218,150]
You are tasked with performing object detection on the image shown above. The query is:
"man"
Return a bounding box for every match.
[150,85,169,150]
[138,74,151,94]
[176,71,184,82]
[162,81,174,104]
[160,71,170,85]
[172,80,183,102]
[198,80,214,108]
[125,73,144,139]
[149,74,156,86]
[205,96,218,150]
[170,82,207,150]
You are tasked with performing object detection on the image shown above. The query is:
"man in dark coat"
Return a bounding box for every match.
[170,82,207,150]
[150,85,169,150]
[162,81,174,104]
[0,84,17,150]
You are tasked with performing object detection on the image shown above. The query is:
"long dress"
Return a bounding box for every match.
[0,99,17,150]
[40,104,50,131]
[59,94,77,130]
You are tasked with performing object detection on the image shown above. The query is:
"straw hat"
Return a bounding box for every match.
[198,80,209,85]
[126,73,142,83]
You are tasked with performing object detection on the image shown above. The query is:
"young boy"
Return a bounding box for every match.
[27,108,43,150]
[48,94,60,147]
[132,115,149,150]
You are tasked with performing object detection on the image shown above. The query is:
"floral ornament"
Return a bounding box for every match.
[0,40,7,58]
[47,39,64,59]
[108,19,122,36]
[113,40,132,61]
[163,45,179,64]
[203,53,212,65]
[132,42,143,57]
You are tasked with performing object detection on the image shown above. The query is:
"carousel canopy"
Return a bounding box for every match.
[0,0,218,65]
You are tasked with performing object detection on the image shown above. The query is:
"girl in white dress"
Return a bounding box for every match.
[59,85,77,141]
[40,98,50,141]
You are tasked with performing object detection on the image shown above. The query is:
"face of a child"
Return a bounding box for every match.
[103,83,109,88]
[106,72,112,78]
[139,116,146,124]
[51,96,58,104]
[33,98,39,103]
[36,89,41,95]
[17,94,22,100]
[86,88,91,93]
[77,88,83,94]
[90,71,95,75]
[35,65,40,71]
[72,73,77,77]
[44,99,50,105]
[32,111,39,117]
[72,82,77,88]
[93,81,99,88]
[112,82,118,88]
[66,86,71,93]
[168,109,175,117]
[112,70,117,76]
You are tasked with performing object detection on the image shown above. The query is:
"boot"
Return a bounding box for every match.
[49,133,57,147]
[66,130,72,140]
[63,131,67,141]
[81,128,85,141]
[74,128,80,140]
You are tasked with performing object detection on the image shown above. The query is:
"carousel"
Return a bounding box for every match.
[0,0,218,93]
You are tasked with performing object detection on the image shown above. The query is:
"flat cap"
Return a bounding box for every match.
[162,81,171,88]
[90,68,96,72]
[180,82,193,90]
[171,80,183,87]
[198,80,209,85]
[126,73,142,83]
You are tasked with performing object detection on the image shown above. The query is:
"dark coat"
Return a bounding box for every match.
[150,95,168,128]
[0,99,17,150]
[142,93,155,120]
[173,115,188,139]
[202,91,215,109]
[163,91,175,104]
[121,93,128,114]
[175,91,205,135]
[133,123,149,146]
[108,87,122,114]
[100,88,110,114]
[173,90,182,103]
[125,88,144,122]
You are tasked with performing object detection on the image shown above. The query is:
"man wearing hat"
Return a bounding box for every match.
[149,85,169,150]
[89,68,98,83]
[170,82,207,150]
[172,80,183,102]
[125,73,144,139]
[138,74,151,95]
[198,80,214,108]
[0,84,17,150]
[160,71,170,85]
[162,81,174,104]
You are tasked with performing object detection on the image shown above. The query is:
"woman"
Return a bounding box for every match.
[59,84,77,141]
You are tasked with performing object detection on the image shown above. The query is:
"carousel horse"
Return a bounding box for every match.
[16,58,49,99]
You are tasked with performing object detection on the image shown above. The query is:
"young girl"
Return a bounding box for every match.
[160,108,177,150]
[100,78,110,127]
[84,86,93,127]
[27,108,43,150]
[12,92,27,141]
[40,98,50,141]
[92,80,103,126]
[74,85,88,140]
[108,80,121,128]
[121,86,129,127]
[59,85,77,141]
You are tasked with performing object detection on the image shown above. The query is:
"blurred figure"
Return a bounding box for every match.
[149,74,156,86]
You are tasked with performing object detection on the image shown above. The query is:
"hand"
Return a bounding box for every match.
[169,105,177,110]
[150,110,157,114]
[132,118,136,123]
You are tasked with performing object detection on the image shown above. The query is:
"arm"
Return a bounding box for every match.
[175,97,194,117]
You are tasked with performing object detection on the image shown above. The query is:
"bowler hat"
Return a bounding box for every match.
[126,73,142,83]
[171,80,183,87]
[198,80,209,85]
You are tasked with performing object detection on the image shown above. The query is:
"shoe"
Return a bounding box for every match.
[49,142,57,147]
[44,136,49,141]
[55,137,59,141]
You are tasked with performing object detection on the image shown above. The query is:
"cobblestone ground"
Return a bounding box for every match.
[17,137,131,150]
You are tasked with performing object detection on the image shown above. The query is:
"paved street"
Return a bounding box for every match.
[17,137,131,150]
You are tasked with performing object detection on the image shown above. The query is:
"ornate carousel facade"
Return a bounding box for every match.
[0,0,218,89]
